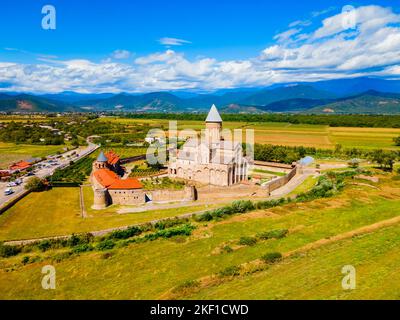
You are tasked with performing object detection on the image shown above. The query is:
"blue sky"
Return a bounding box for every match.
[1,0,400,93]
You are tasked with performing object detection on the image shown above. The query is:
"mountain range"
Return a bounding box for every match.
[1,77,400,114]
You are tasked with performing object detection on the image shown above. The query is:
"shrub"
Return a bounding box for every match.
[238,236,258,246]
[221,245,233,253]
[108,226,142,240]
[257,229,288,240]
[231,200,255,213]
[67,233,94,247]
[261,252,282,264]
[0,243,21,257]
[25,177,46,192]
[154,218,188,230]
[218,265,241,277]
[173,280,200,293]
[37,240,52,252]
[97,239,116,251]
[72,243,93,254]
[21,256,30,264]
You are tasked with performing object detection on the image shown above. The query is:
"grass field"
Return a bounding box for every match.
[0,187,219,241]
[0,142,68,169]
[0,174,400,299]
[99,117,400,150]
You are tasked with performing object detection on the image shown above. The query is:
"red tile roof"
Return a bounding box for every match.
[108,178,142,190]
[105,150,120,165]
[93,168,142,190]
[9,161,31,171]
[93,169,119,188]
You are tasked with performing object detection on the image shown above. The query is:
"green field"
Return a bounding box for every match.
[1,175,400,299]
[99,117,400,150]
[0,142,68,169]
[0,187,219,241]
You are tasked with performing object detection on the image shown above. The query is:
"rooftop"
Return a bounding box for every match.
[105,150,120,165]
[93,168,142,190]
[97,151,108,162]
[205,104,222,123]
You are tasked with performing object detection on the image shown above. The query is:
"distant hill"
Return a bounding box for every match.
[2,77,400,114]
[306,91,400,114]
[238,85,336,106]
[0,93,79,112]
[77,92,186,112]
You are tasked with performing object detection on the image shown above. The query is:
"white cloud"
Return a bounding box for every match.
[274,28,302,43]
[158,37,191,46]
[311,6,336,18]
[111,49,131,59]
[289,20,311,28]
[1,5,400,93]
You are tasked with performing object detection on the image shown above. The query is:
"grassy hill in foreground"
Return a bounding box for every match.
[0,173,400,299]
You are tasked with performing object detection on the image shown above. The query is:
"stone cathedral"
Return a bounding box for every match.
[168,104,248,186]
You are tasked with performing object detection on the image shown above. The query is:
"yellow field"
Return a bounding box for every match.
[100,117,400,150]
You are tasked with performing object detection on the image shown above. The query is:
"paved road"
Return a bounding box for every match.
[0,141,98,208]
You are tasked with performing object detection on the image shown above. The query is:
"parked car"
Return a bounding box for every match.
[4,188,14,196]
[7,181,17,187]
[26,172,35,176]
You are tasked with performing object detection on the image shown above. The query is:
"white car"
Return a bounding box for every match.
[4,188,14,196]
[7,182,17,187]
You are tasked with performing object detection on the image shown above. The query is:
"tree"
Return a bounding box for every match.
[348,158,360,168]
[25,177,46,192]
[370,150,396,171]
[394,136,400,146]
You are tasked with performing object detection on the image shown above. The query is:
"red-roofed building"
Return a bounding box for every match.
[9,161,31,172]
[90,151,144,209]
[105,150,123,174]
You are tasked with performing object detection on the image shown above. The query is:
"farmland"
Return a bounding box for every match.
[0,142,68,169]
[0,173,400,299]
[99,117,400,150]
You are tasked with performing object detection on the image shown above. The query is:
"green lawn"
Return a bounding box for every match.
[186,223,400,300]
[288,175,318,196]
[1,177,400,299]
[0,187,219,241]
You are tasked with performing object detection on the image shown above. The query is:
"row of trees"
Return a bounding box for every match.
[119,113,400,128]
[252,143,400,171]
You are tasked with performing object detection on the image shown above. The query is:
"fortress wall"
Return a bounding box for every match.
[108,189,145,205]
[264,166,298,194]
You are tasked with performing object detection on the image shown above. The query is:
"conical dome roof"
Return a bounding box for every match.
[205,104,222,123]
[97,151,108,162]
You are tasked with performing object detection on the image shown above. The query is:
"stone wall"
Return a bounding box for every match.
[264,166,298,195]
[108,189,145,205]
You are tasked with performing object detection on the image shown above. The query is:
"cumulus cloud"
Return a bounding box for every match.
[1,5,400,93]
[111,49,131,59]
[158,37,191,46]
